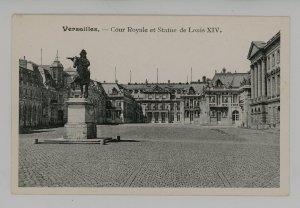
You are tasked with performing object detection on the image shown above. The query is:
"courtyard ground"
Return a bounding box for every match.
[18,124,280,188]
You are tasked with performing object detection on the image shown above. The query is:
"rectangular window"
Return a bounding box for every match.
[177,113,180,121]
[209,96,215,103]
[222,96,228,103]
[233,95,238,103]
[59,95,63,103]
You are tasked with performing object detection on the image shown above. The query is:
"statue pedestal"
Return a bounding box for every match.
[64,98,97,140]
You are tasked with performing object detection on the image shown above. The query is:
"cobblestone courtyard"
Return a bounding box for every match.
[19,124,280,188]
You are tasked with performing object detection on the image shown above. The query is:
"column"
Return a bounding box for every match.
[250,65,254,99]
[120,101,124,122]
[270,76,273,97]
[275,74,278,96]
[261,57,266,97]
[158,111,162,123]
[258,61,261,97]
[254,63,258,98]
[152,111,155,123]
[180,101,184,124]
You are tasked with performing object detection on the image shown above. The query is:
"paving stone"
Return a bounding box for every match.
[18,124,280,188]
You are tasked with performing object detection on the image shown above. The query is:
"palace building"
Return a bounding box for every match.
[101,83,143,124]
[19,56,67,129]
[19,55,109,131]
[205,68,251,126]
[19,32,281,130]
[122,78,208,124]
[247,32,280,128]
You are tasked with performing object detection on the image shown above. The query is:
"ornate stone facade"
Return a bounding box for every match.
[19,32,281,130]
[19,55,108,132]
[122,78,209,124]
[205,69,251,126]
[101,83,143,124]
[247,32,280,129]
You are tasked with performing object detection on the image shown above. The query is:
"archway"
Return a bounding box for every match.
[232,110,239,124]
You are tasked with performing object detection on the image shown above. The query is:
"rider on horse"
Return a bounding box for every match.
[67,49,91,98]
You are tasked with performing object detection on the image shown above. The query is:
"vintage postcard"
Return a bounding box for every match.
[11,15,289,195]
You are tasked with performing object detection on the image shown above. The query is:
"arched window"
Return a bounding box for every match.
[232,110,239,121]
[32,105,36,126]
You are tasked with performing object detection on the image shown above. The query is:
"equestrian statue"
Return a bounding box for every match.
[67,49,91,98]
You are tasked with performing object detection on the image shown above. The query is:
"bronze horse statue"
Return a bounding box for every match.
[67,49,91,98]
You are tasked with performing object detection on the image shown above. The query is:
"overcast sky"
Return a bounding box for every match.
[13,15,285,83]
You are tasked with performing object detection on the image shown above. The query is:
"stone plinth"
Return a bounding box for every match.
[64,98,97,140]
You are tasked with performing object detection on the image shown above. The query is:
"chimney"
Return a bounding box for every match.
[168,80,170,84]
[222,67,226,73]
[202,76,207,83]
[19,58,27,68]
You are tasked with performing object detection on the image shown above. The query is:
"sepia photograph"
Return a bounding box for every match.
[11,15,289,195]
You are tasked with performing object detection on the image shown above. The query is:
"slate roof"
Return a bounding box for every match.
[252,41,267,49]
[101,83,122,95]
[38,65,56,87]
[50,60,63,68]
[19,60,44,86]
[247,32,280,60]
[122,82,207,94]
[210,72,249,88]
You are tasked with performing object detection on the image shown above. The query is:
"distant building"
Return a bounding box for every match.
[19,56,67,129]
[19,55,108,131]
[101,83,143,124]
[247,32,280,128]
[205,68,251,126]
[20,34,280,130]
[121,78,208,124]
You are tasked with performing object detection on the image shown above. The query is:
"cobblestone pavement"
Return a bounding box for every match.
[19,124,280,187]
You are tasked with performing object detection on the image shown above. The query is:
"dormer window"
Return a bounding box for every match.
[112,87,118,94]
[188,87,195,94]
[216,79,223,87]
